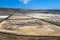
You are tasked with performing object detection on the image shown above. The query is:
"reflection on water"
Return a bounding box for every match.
[0,16,8,18]
[26,13,54,18]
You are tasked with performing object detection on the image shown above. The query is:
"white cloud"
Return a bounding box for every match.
[19,0,30,4]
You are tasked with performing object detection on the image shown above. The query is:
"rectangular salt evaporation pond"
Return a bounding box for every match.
[0,16,8,18]
[26,13,57,19]
[13,13,26,16]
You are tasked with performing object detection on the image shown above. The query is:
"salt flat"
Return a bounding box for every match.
[0,14,60,36]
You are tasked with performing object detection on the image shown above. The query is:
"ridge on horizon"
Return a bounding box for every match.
[0,7,60,11]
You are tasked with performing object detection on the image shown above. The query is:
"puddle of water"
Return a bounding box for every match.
[26,13,60,19]
[0,16,8,18]
[26,13,50,18]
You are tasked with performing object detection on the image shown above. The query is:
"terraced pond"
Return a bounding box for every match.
[0,13,60,40]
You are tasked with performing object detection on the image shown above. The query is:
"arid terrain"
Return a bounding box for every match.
[0,8,60,40]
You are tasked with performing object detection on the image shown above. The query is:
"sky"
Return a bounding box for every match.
[0,0,60,9]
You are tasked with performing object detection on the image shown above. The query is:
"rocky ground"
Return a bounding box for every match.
[0,14,60,40]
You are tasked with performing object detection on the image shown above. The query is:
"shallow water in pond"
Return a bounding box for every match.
[0,16,8,18]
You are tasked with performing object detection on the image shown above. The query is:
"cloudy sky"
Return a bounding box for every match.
[0,0,60,9]
[19,0,31,4]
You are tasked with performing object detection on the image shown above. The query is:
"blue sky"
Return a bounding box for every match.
[0,0,60,9]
